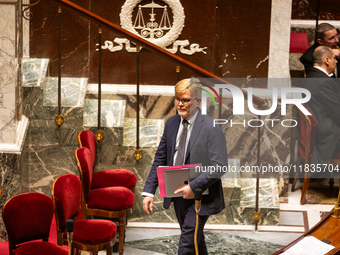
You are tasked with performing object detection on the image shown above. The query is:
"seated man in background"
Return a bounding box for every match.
[301,46,340,167]
[300,23,340,76]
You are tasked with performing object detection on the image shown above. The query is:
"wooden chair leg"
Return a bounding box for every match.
[118,216,126,255]
[292,156,301,192]
[300,170,310,205]
[106,243,112,255]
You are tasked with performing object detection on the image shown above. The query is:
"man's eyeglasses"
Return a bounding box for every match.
[175,98,196,105]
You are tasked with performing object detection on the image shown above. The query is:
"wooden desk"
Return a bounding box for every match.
[273,210,340,255]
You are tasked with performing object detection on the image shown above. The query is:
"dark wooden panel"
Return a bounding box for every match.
[214,0,271,81]
[30,0,90,78]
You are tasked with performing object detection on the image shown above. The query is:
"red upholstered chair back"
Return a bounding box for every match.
[52,174,82,233]
[298,104,317,159]
[78,130,96,167]
[2,193,54,247]
[290,33,310,53]
[75,147,94,201]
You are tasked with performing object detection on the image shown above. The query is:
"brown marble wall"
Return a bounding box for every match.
[292,0,340,20]
[213,0,271,81]
[30,0,271,85]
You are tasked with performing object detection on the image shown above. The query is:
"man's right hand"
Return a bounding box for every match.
[333,48,340,58]
[143,196,154,215]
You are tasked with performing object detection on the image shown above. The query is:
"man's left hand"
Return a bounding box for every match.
[174,185,194,199]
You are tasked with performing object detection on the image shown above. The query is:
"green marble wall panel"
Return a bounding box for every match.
[28,144,79,195]
[28,106,84,146]
[87,127,123,171]
[240,179,279,209]
[22,58,49,87]
[0,153,21,241]
[23,87,44,118]
[123,118,164,147]
[83,99,126,127]
[43,77,87,107]
[0,133,29,242]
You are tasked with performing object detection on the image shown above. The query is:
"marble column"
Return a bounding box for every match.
[0,0,28,241]
[268,0,293,87]
[0,1,17,144]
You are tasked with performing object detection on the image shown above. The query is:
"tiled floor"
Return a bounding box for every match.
[97,183,337,255]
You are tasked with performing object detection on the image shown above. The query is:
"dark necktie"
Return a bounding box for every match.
[175,119,188,166]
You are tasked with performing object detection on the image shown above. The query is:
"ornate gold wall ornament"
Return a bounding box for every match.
[95,130,104,142]
[134,149,142,161]
[55,114,64,127]
[100,0,207,55]
[22,0,41,20]
[252,211,261,224]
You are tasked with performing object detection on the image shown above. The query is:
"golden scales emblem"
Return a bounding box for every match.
[102,0,207,55]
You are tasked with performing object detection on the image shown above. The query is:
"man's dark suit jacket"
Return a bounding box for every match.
[142,109,228,216]
[300,42,340,76]
[301,67,340,164]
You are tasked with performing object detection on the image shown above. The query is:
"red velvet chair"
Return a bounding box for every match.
[2,193,68,255]
[74,147,135,255]
[289,33,310,53]
[52,174,117,255]
[77,130,137,190]
[291,105,340,204]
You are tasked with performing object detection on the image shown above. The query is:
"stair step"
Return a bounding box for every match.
[42,77,88,107]
[22,58,49,87]
[83,99,126,127]
[240,179,279,209]
[123,118,164,147]
[29,105,84,125]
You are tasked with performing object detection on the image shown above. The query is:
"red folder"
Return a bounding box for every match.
[157,163,202,198]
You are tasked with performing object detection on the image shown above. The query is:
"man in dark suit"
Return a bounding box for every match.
[300,23,340,76]
[301,46,340,166]
[142,78,228,254]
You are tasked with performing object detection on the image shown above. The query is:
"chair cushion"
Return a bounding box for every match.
[62,219,117,245]
[92,169,137,190]
[87,187,135,211]
[14,242,68,255]
[78,130,96,167]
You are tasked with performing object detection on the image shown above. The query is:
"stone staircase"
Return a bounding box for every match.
[21,58,280,226]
